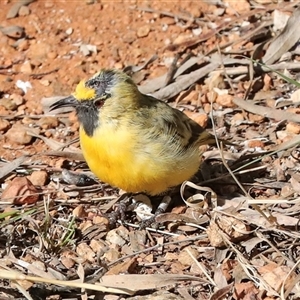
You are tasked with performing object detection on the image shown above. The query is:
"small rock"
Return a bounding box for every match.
[93,216,109,226]
[39,79,50,86]
[192,27,202,36]
[20,61,33,74]
[189,7,202,18]
[103,248,120,262]
[213,7,225,16]
[0,106,9,115]
[291,89,300,103]
[0,119,10,132]
[60,256,75,269]
[47,51,57,59]
[11,93,24,106]
[216,94,234,108]
[173,34,192,45]
[184,111,208,128]
[0,98,17,110]
[123,32,136,44]
[87,24,96,32]
[0,79,14,93]
[72,204,87,218]
[6,124,32,145]
[224,0,250,15]
[28,170,48,186]
[246,140,265,149]
[248,113,265,123]
[16,80,32,94]
[17,39,30,51]
[231,113,244,125]
[160,17,175,25]
[66,27,73,35]
[38,116,59,129]
[131,48,143,58]
[2,177,39,205]
[178,246,199,266]
[114,62,123,69]
[28,42,51,60]
[106,226,129,246]
[76,243,95,263]
[90,239,106,253]
[286,122,300,134]
[137,25,150,38]
[18,5,30,16]
[44,2,54,8]
[21,116,34,125]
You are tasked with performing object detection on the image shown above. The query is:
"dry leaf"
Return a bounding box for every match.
[263,6,300,64]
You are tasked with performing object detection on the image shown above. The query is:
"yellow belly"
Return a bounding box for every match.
[80,125,200,195]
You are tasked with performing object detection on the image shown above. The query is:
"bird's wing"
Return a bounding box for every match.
[143,95,216,149]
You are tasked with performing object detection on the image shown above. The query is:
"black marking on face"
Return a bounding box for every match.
[76,101,99,137]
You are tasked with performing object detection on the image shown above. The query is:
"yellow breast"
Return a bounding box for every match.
[79,124,200,195]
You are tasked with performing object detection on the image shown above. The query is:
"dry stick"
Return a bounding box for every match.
[233,97,300,123]
[164,53,180,85]
[131,6,197,25]
[0,269,132,295]
[216,43,236,96]
[0,155,28,181]
[30,68,59,79]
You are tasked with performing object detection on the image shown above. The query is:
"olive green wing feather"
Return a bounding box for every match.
[142,95,216,149]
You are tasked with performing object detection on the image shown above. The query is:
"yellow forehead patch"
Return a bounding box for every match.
[73,80,96,101]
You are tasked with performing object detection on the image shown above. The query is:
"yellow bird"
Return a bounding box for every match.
[50,69,221,196]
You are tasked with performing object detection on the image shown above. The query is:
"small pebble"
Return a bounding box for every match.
[20,61,33,74]
[0,119,10,132]
[18,6,30,16]
[66,27,73,35]
[5,124,32,145]
[28,170,49,186]
[137,25,150,38]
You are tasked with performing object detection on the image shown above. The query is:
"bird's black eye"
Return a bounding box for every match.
[94,93,111,109]
[94,99,104,109]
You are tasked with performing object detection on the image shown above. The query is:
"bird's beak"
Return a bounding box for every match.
[49,95,77,111]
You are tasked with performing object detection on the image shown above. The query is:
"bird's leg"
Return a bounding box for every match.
[107,193,133,228]
[107,193,173,229]
[140,195,172,229]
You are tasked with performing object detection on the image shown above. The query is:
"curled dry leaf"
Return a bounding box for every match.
[2,177,39,205]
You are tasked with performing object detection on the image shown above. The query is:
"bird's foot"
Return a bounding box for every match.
[106,193,133,228]
[139,195,172,229]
